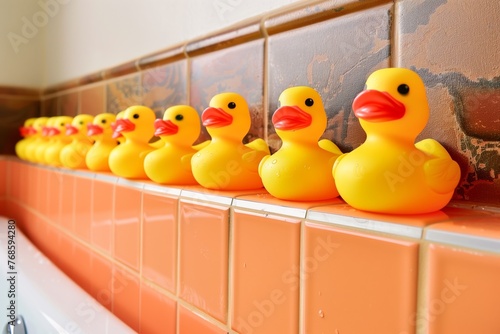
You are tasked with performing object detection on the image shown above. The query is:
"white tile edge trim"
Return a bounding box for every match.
[180,189,233,206]
[425,229,500,254]
[232,198,307,219]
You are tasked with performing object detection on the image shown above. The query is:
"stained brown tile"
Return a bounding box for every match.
[266,3,392,153]
[106,73,142,114]
[81,85,106,116]
[142,60,188,118]
[60,91,79,116]
[397,0,500,205]
[189,39,265,144]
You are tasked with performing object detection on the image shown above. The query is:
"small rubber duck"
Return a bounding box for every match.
[144,105,207,184]
[44,116,73,166]
[108,105,156,179]
[86,113,118,172]
[259,86,342,201]
[60,114,94,169]
[34,117,57,164]
[24,116,49,162]
[191,92,270,190]
[15,117,37,160]
[333,68,461,214]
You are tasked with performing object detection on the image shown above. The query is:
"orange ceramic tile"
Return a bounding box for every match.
[178,200,229,322]
[0,160,6,197]
[140,282,176,334]
[303,221,419,334]
[142,192,177,293]
[232,209,301,334]
[74,176,93,242]
[59,173,75,231]
[46,168,63,224]
[178,305,227,334]
[425,242,500,334]
[89,253,114,310]
[307,204,452,239]
[37,168,50,215]
[91,179,115,253]
[59,236,92,293]
[8,161,24,200]
[114,184,142,270]
[80,85,105,116]
[113,265,141,332]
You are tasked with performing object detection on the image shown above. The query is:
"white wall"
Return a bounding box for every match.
[0,0,300,89]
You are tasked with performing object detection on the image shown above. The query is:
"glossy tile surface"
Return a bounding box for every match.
[178,306,227,334]
[112,265,140,332]
[142,192,177,292]
[59,172,75,232]
[114,184,142,269]
[426,243,500,334]
[80,85,105,116]
[303,221,419,334]
[140,282,176,334]
[91,179,114,253]
[74,176,92,242]
[89,253,114,310]
[397,0,500,205]
[142,60,188,118]
[232,209,301,334]
[60,91,79,116]
[179,200,229,322]
[189,39,265,144]
[0,160,5,197]
[46,169,63,224]
[267,3,392,153]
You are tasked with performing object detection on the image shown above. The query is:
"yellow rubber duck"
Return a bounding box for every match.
[34,117,59,164]
[112,110,126,145]
[85,113,118,172]
[259,86,342,201]
[24,116,49,162]
[108,105,156,179]
[144,105,208,184]
[44,116,73,166]
[60,114,94,169]
[191,92,270,190]
[333,68,461,214]
[15,117,37,160]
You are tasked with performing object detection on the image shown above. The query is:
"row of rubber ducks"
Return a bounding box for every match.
[15,68,461,214]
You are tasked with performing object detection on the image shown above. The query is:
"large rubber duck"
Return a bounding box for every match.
[86,113,118,171]
[33,117,57,164]
[144,105,207,184]
[60,114,94,169]
[43,116,73,166]
[24,116,49,162]
[108,105,155,179]
[259,86,342,201]
[333,68,461,214]
[15,117,37,160]
[191,92,270,190]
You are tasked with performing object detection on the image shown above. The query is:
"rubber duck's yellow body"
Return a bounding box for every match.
[34,117,57,164]
[15,117,37,160]
[259,86,342,201]
[144,105,208,184]
[25,117,49,162]
[109,106,156,179]
[191,92,270,190]
[60,114,94,169]
[86,113,118,171]
[333,68,460,214]
[44,116,73,166]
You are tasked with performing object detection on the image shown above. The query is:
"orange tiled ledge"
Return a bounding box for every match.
[1,156,500,334]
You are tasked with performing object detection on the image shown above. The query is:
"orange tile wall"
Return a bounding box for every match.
[1,157,500,334]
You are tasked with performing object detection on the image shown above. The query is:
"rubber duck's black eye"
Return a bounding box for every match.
[101,119,107,124]
[175,114,184,121]
[397,84,410,95]
[133,114,139,119]
[228,102,236,109]
[79,121,84,125]
[60,123,65,126]
[305,98,314,107]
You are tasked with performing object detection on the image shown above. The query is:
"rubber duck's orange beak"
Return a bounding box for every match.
[353,90,405,122]
[272,105,312,131]
[202,107,233,127]
[154,119,178,136]
[48,127,60,136]
[65,125,79,136]
[19,126,32,137]
[28,126,37,135]
[112,119,135,138]
[87,124,103,136]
